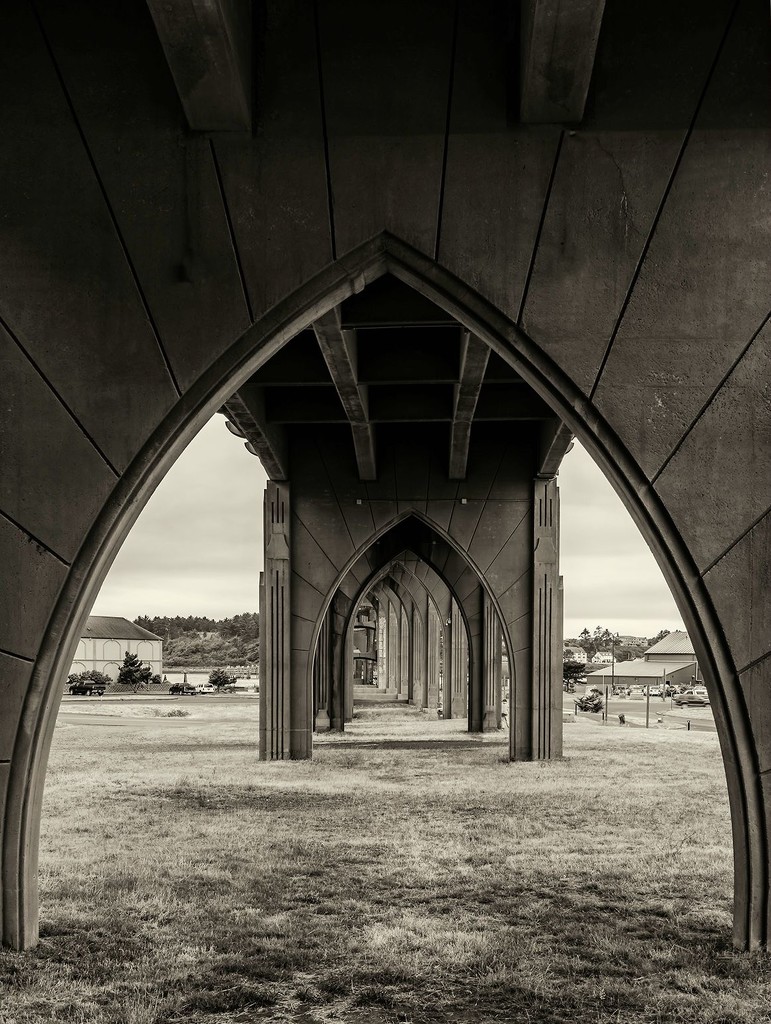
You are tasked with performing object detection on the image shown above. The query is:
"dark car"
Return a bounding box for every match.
[68,682,105,696]
[672,689,709,707]
[169,683,197,696]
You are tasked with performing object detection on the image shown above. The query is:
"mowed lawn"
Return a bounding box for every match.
[2,700,770,1024]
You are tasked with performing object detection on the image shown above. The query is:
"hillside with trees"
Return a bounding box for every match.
[134,613,259,668]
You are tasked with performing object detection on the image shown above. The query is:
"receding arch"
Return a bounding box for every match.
[304,508,515,711]
[339,553,470,714]
[4,231,761,950]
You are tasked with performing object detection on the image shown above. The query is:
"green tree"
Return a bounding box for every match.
[209,668,237,691]
[117,651,152,692]
[563,661,586,684]
[67,669,112,689]
[648,628,670,646]
[579,627,593,657]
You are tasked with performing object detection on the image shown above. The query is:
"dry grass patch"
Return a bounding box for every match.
[1,701,769,1023]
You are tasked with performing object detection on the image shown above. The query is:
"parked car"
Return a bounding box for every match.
[672,689,710,707]
[168,683,197,696]
[648,686,664,698]
[196,683,215,694]
[68,681,105,696]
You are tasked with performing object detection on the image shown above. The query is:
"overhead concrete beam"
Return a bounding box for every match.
[449,332,490,480]
[520,0,606,123]
[313,308,377,481]
[222,387,288,480]
[538,420,574,478]
[146,0,252,132]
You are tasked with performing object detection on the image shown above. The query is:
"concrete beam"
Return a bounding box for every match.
[313,308,377,481]
[449,332,490,480]
[146,0,252,132]
[520,0,606,123]
[538,421,574,478]
[222,388,288,480]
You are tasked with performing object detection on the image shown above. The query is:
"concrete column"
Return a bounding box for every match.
[259,481,292,760]
[427,604,441,709]
[330,594,346,732]
[482,592,501,731]
[410,605,424,705]
[314,613,331,732]
[344,616,355,722]
[399,605,410,700]
[444,599,465,720]
[377,610,387,691]
[387,602,400,694]
[529,476,563,759]
[444,611,453,719]
[448,599,466,719]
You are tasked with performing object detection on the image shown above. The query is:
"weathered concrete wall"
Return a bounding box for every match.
[0,0,769,950]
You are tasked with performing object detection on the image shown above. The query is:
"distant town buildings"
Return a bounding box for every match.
[586,630,698,689]
[563,645,586,662]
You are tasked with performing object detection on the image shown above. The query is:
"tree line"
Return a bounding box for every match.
[134,613,259,641]
[565,626,671,661]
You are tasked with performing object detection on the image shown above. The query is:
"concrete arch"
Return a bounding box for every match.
[304,510,511,731]
[366,559,472,716]
[344,554,469,713]
[1,233,765,950]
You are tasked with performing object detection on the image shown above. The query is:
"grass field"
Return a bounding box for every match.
[2,700,770,1024]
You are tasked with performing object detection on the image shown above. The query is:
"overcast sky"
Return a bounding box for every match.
[93,417,685,640]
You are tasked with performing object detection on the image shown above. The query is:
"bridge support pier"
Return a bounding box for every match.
[259,481,293,760]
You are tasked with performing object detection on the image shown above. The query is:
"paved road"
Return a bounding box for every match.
[564,691,716,732]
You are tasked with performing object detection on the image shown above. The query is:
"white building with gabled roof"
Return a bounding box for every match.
[68,616,163,690]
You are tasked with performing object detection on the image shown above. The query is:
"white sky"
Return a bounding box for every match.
[93,417,685,640]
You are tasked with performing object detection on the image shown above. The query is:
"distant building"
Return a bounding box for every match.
[643,630,696,664]
[563,645,587,662]
[68,616,163,687]
[592,651,615,663]
[587,630,698,689]
[617,635,647,647]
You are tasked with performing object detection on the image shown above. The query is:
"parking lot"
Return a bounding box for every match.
[564,684,716,732]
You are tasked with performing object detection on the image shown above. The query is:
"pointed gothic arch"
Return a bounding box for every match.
[2,232,765,950]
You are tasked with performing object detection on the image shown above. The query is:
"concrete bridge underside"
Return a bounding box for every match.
[0,0,769,952]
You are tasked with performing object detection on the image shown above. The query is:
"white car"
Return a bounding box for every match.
[196,683,216,694]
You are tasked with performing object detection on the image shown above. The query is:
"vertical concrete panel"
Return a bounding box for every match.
[0,329,118,560]
[654,319,771,570]
[705,513,771,673]
[427,604,442,710]
[0,522,68,660]
[314,612,331,731]
[215,0,332,317]
[35,0,250,390]
[594,1,771,478]
[467,500,530,574]
[320,0,454,255]
[740,661,771,775]
[482,592,500,731]
[531,478,561,759]
[440,1,558,320]
[0,656,32,761]
[522,131,682,394]
[387,602,400,695]
[291,516,342,596]
[399,605,410,700]
[260,482,293,759]
[0,4,177,471]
